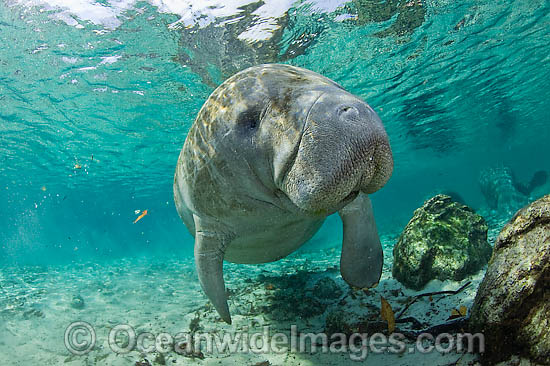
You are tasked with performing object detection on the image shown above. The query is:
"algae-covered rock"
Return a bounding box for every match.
[392,194,492,290]
[469,195,550,365]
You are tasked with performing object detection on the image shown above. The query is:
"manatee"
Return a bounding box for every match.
[512,170,548,196]
[174,64,393,323]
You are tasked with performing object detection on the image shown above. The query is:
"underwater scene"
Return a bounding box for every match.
[1,0,549,365]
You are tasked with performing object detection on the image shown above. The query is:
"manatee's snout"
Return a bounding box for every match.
[359,125,393,195]
[283,91,393,214]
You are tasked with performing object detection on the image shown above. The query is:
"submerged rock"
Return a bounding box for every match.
[393,194,492,290]
[470,195,550,365]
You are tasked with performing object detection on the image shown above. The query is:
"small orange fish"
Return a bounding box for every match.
[133,209,148,224]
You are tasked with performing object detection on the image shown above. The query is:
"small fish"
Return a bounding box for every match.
[133,209,148,224]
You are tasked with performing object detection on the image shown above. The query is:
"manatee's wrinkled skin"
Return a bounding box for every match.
[174,64,393,323]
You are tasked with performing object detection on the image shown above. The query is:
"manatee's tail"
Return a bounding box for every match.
[527,170,548,194]
[514,170,548,196]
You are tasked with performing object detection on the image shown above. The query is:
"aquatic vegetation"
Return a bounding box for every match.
[255,271,333,321]
[311,277,343,300]
[324,310,380,338]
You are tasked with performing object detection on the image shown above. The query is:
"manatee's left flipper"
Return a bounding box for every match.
[338,193,383,289]
[193,216,233,324]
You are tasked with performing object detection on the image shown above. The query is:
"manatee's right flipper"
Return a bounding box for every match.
[338,193,383,289]
[193,216,233,324]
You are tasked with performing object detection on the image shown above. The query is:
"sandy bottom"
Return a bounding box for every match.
[0,216,535,366]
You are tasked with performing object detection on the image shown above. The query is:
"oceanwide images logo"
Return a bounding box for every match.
[64,322,484,361]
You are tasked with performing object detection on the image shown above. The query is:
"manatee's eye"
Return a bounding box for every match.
[337,105,359,118]
[237,109,260,131]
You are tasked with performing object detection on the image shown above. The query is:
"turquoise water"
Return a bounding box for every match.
[0,0,549,364]
[2,0,549,266]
